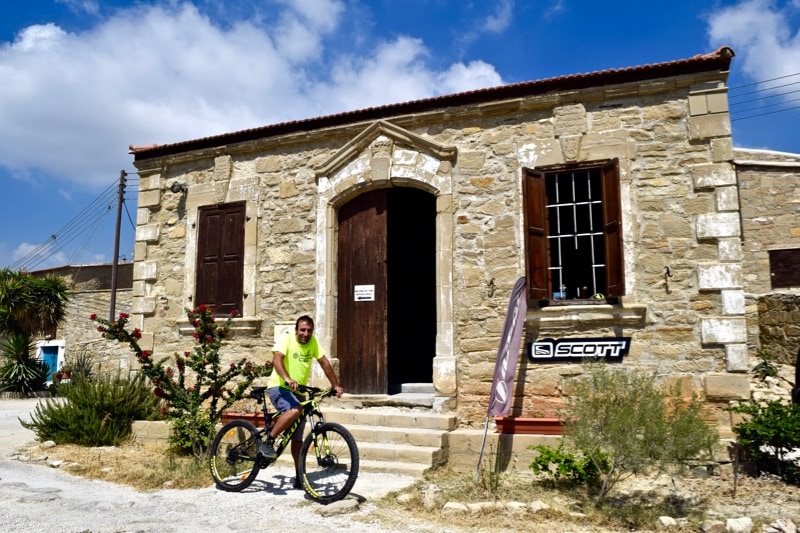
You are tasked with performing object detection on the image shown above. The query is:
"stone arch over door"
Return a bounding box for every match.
[314,121,458,410]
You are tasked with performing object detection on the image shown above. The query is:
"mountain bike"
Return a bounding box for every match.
[209,384,359,504]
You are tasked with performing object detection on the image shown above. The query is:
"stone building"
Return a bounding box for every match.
[127,46,797,440]
[29,263,133,379]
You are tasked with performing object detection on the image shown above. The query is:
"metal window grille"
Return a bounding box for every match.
[545,168,606,300]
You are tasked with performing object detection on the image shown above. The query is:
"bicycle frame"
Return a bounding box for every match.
[253,385,332,465]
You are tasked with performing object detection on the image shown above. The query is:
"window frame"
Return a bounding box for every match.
[522,159,624,304]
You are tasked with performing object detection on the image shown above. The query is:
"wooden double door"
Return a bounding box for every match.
[337,188,436,394]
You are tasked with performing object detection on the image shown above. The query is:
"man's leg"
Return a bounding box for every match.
[269,407,301,439]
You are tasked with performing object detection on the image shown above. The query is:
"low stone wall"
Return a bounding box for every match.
[758,294,800,365]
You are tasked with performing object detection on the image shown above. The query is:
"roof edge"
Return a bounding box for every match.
[131,46,735,161]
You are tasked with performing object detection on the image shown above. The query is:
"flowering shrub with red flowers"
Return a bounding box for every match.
[92,306,271,459]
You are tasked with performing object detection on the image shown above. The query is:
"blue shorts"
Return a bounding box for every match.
[268,386,306,441]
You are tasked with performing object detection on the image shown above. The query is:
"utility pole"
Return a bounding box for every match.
[109,170,127,321]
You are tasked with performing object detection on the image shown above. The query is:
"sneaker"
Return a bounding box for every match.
[258,439,276,459]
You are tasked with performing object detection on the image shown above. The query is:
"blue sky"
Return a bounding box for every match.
[1,0,799,271]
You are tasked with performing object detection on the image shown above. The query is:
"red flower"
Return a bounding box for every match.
[89,313,97,320]
[197,304,207,313]
[140,351,151,360]
[230,362,236,369]
[153,387,164,398]
[230,309,238,317]
[119,312,129,319]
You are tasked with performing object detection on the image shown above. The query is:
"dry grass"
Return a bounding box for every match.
[38,440,210,491]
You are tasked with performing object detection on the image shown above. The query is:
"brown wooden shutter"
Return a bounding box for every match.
[196,202,245,315]
[523,169,548,300]
[601,160,624,297]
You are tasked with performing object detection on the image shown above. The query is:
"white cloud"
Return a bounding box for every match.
[707,0,800,81]
[0,1,503,190]
[484,0,514,33]
[12,242,69,271]
[56,0,100,16]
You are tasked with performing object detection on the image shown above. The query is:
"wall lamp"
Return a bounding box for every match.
[170,182,188,194]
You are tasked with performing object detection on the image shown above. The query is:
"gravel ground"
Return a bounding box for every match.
[0,398,428,533]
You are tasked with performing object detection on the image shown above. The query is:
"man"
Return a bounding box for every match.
[260,315,343,484]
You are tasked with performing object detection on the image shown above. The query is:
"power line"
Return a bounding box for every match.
[12,173,135,272]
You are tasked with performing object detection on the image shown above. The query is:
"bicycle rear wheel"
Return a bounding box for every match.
[299,422,359,504]
[209,419,261,491]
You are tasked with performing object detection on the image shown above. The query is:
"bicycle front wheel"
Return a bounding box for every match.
[209,419,261,492]
[299,422,359,504]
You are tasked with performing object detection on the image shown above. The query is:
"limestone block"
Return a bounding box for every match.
[433,356,456,395]
[718,238,743,261]
[715,186,739,212]
[138,332,155,353]
[457,151,486,171]
[133,261,158,281]
[725,344,749,372]
[700,317,747,344]
[517,140,560,168]
[721,290,745,315]
[214,155,232,182]
[692,163,737,189]
[707,92,729,114]
[688,113,731,141]
[132,297,156,315]
[688,94,708,116]
[256,155,281,173]
[133,242,147,261]
[135,224,160,243]
[138,174,161,191]
[696,212,741,239]
[711,137,734,162]
[697,264,742,290]
[704,373,750,400]
[136,208,150,226]
[138,189,161,208]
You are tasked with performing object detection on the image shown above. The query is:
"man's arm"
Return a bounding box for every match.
[272,351,298,390]
[318,356,344,397]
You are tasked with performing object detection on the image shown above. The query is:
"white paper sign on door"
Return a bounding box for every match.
[354,285,375,301]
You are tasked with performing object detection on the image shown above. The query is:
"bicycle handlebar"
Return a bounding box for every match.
[295,384,336,398]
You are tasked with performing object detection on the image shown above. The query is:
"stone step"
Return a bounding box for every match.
[356,440,446,465]
[346,424,449,448]
[400,383,435,394]
[322,407,457,431]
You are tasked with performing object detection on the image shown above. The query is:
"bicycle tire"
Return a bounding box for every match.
[209,419,262,492]
[298,422,359,504]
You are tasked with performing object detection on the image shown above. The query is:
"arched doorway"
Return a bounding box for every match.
[337,187,436,394]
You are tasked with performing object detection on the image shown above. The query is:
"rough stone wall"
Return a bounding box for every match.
[58,289,134,375]
[132,69,754,435]
[757,294,800,365]
[29,264,134,376]
[734,149,800,367]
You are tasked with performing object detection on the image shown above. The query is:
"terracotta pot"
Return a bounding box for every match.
[220,411,265,427]
[494,416,564,435]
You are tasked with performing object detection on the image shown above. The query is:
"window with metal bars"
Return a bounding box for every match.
[523,159,624,303]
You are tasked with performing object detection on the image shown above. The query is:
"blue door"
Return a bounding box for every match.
[40,346,59,382]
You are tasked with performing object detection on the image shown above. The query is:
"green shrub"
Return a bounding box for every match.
[730,399,800,484]
[21,373,163,446]
[529,440,607,486]
[565,363,719,504]
[0,333,48,395]
[92,307,270,460]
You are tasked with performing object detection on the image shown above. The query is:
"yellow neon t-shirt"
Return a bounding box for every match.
[267,332,324,388]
